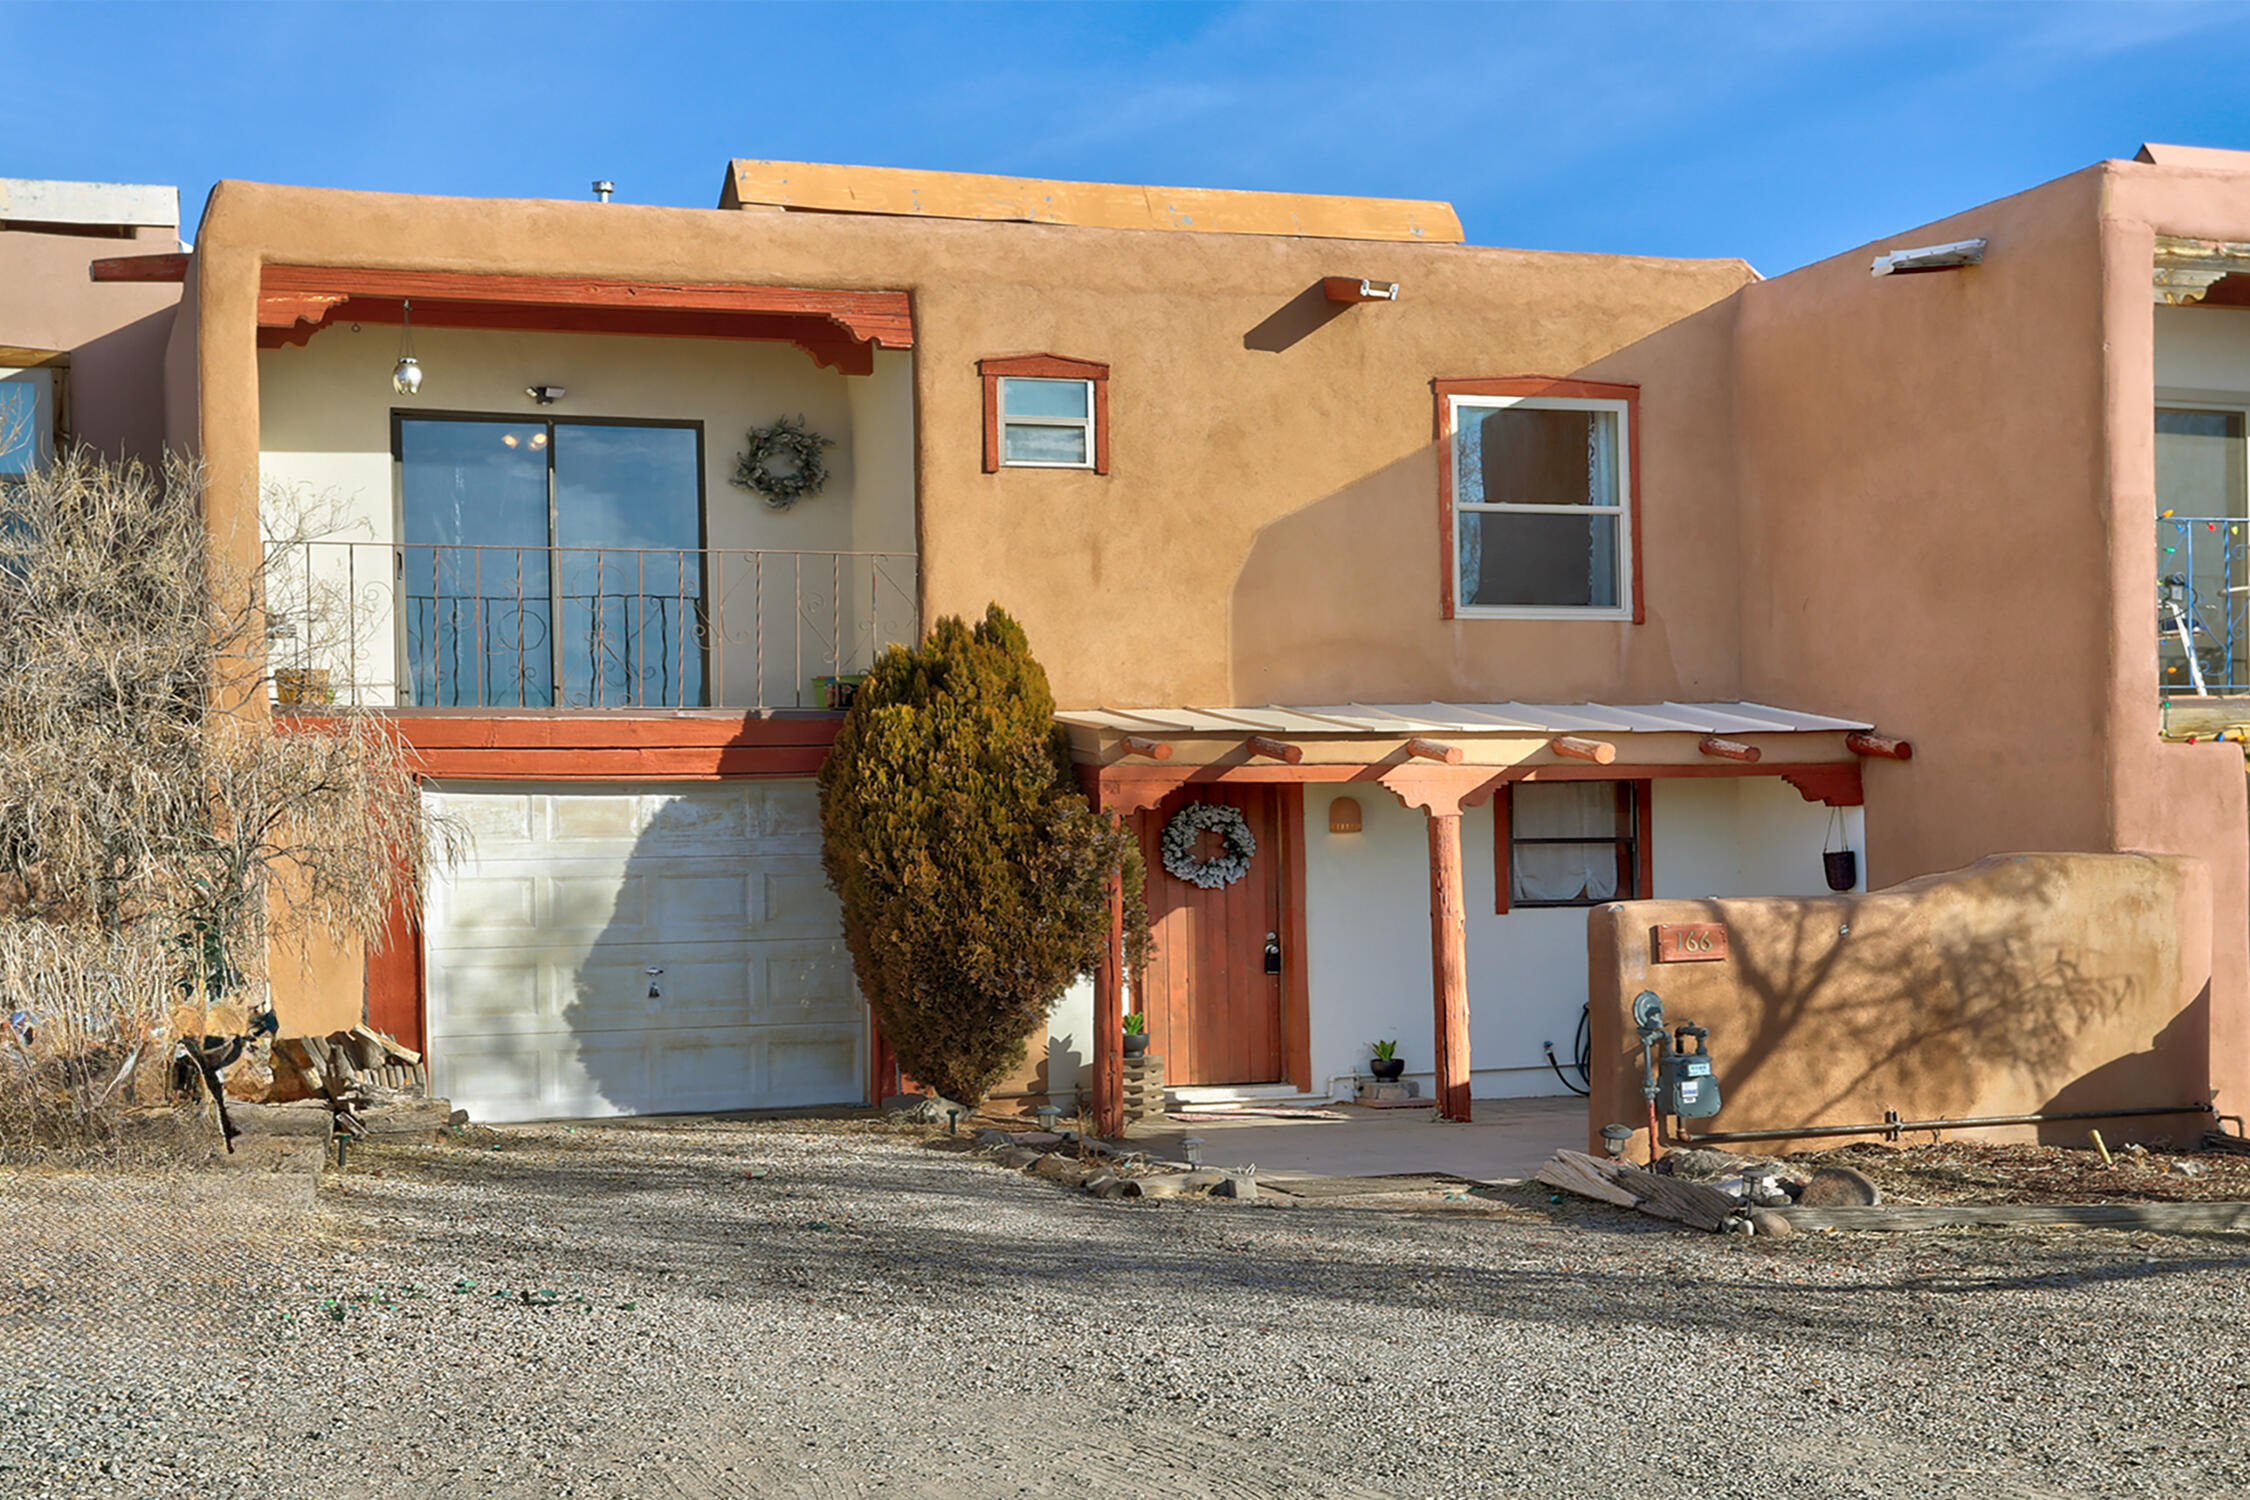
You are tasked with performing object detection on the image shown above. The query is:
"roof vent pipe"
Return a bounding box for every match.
[591,180,615,204]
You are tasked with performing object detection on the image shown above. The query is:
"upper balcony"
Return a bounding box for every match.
[267,539,914,712]
[252,267,919,714]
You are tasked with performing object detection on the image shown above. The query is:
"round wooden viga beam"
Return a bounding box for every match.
[1247,735,1304,765]
[1844,731,1914,761]
[1405,737,1464,765]
[1119,735,1173,761]
[1550,735,1616,765]
[1697,735,1761,763]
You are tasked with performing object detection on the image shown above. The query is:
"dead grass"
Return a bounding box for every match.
[1796,1138,2250,1204]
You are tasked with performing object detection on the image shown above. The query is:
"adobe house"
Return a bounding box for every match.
[92,147,2250,1144]
[0,177,184,470]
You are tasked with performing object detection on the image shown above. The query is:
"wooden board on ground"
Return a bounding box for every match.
[1777,1201,2250,1232]
[1535,1149,1740,1231]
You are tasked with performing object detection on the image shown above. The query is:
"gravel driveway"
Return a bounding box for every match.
[5,1117,2248,1499]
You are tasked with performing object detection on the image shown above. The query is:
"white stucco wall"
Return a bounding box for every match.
[1302,777,1863,1102]
[256,327,915,707]
[2156,303,2250,398]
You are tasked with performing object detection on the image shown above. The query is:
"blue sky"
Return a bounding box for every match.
[6,1,2247,274]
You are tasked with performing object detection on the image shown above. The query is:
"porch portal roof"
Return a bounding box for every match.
[1058,701,1872,739]
[1063,702,1891,810]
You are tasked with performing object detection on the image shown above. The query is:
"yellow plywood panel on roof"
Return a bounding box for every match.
[719,159,1464,244]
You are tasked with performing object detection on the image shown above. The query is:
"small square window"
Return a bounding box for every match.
[1000,377,1094,468]
[980,356,1110,474]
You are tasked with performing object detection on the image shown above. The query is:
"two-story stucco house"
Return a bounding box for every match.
[88,145,2250,1140]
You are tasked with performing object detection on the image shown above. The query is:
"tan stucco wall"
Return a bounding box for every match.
[1729,159,2250,1119]
[1588,852,2213,1155]
[0,222,181,462]
[180,180,1757,711]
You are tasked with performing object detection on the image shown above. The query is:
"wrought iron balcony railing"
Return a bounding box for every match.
[2159,515,2250,696]
[264,541,916,711]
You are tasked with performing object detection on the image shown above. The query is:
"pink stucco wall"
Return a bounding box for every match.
[0,221,182,462]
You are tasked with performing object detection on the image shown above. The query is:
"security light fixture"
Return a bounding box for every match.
[1322,276,1401,303]
[391,298,422,395]
[526,384,567,405]
[1870,238,1987,277]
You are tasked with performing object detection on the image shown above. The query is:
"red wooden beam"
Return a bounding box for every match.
[1845,731,1914,761]
[1246,735,1304,765]
[1697,736,1761,763]
[1550,735,1617,765]
[90,252,190,283]
[259,264,914,347]
[1405,737,1463,764]
[1094,852,1126,1137]
[1322,276,1400,303]
[1119,735,1173,761]
[1426,811,1472,1123]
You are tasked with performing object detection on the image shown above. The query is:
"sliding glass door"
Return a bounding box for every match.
[399,416,705,707]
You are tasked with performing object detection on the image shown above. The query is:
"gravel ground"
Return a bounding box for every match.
[5,1118,2250,1499]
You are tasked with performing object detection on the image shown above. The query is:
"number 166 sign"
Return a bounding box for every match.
[1653,923,1729,963]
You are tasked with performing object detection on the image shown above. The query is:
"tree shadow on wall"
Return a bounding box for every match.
[1680,856,2202,1142]
[552,785,863,1120]
[1222,298,1741,704]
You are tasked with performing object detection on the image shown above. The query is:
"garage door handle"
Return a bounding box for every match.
[646,965,664,999]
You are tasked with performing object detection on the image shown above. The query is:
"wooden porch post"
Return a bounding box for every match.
[1094,859,1126,1137]
[1426,809,1473,1122]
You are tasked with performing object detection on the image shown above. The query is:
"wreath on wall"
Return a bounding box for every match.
[732,415,835,510]
[1161,803,1258,890]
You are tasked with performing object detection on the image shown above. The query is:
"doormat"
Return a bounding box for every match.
[1165,1106,1349,1121]
[1364,1098,1437,1110]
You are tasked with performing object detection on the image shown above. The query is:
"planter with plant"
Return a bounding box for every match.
[1369,1039,1405,1082]
[1122,1011,1149,1057]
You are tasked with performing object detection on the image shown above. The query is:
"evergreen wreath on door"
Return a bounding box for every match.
[1160,803,1257,889]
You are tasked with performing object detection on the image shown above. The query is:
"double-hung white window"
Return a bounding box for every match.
[999,377,1096,468]
[1446,391,1632,617]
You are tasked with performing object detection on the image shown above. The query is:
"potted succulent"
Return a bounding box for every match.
[1369,1039,1405,1082]
[1123,1012,1150,1058]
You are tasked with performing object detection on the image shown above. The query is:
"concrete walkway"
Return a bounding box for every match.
[1123,1094,1584,1184]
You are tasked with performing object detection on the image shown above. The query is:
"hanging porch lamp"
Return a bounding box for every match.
[391,298,423,395]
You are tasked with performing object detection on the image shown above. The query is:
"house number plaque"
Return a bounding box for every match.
[1653,923,1729,963]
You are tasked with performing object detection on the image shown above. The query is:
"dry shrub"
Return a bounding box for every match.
[0,448,460,1153]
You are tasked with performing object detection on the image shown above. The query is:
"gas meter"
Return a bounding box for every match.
[1631,990,1723,1121]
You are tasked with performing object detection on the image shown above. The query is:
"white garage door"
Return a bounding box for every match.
[423,781,865,1123]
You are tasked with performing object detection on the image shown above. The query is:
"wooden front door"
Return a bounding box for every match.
[1136,785,1287,1086]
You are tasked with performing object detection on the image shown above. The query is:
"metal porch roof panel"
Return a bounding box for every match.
[1056,701,1874,736]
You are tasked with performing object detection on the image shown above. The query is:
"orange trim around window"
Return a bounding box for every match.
[981,353,1110,474]
[1431,375,1643,624]
[1493,779,1654,916]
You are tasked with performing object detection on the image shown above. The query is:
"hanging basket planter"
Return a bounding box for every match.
[731,415,835,510]
[1161,803,1257,889]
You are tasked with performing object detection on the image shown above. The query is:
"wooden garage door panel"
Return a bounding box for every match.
[422,781,863,1122]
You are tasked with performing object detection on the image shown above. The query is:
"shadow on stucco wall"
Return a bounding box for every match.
[1588,852,2213,1152]
[1223,299,1739,707]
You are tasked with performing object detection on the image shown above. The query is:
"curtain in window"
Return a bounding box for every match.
[1585,411,1618,602]
[1512,782,1621,904]
[1455,421,1484,590]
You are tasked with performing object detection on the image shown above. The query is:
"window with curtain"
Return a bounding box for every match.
[1450,394,1630,616]
[1508,781,1640,907]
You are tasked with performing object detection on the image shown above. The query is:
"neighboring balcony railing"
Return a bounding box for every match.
[264,542,917,711]
[2159,515,2250,696]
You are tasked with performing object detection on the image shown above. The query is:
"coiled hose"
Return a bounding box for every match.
[1543,1004,1591,1096]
